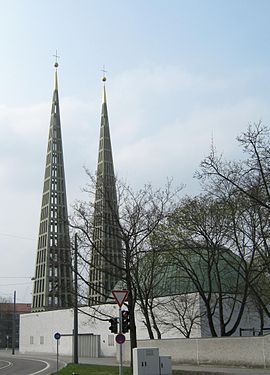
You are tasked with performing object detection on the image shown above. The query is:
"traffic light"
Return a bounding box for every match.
[122,310,130,333]
[109,318,118,334]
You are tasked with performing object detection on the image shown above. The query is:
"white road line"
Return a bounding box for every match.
[0,360,13,370]
[0,355,67,375]
[9,357,50,375]
[24,359,50,375]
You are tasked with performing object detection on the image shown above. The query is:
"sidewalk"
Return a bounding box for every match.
[172,363,270,374]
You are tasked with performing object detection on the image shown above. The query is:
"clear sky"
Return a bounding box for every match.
[1,0,270,302]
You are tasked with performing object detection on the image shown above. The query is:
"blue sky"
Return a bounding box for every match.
[1,0,270,302]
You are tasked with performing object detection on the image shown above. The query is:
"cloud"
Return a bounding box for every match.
[106,66,270,191]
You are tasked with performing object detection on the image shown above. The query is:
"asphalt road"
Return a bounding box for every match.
[1,351,270,375]
[0,352,66,375]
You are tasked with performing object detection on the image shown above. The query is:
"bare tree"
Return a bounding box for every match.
[133,247,169,340]
[198,123,269,204]
[197,122,270,318]
[70,172,181,358]
[157,195,250,337]
[156,293,204,338]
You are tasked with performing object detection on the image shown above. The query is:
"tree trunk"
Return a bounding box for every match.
[127,286,137,368]
[150,306,162,339]
[143,310,155,339]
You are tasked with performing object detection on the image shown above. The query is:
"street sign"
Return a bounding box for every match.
[54,332,61,372]
[54,332,61,340]
[112,290,129,307]
[116,333,126,344]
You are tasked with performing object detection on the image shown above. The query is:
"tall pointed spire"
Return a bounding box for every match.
[54,69,58,91]
[88,74,123,305]
[32,61,73,312]
[102,83,107,104]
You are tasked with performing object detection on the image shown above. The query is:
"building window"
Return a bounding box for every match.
[40,336,44,345]
[108,335,114,347]
[30,336,34,345]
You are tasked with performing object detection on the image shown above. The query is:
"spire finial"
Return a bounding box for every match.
[101,65,107,82]
[101,65,107,104]
[53,50,60,69]
[53,50,60,90]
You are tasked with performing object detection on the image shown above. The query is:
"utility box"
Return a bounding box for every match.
[159,356,172,375]
[133,347,160,375]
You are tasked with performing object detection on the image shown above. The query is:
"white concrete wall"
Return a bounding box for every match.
[199,296,266,337]
[19,300,188,356]
[20,295,268,359]
[20,304,120,357]
[20,308,74,355]
[122,335,270,368]
[142,294,202,339]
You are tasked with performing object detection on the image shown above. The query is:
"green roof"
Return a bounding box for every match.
[145,246,244,298]
[113,246,244,299]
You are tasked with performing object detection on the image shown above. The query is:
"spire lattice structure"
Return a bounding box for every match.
[89,78,123,305]
[32,63,73,312]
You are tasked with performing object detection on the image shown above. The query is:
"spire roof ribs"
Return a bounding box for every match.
[32,65,73,312]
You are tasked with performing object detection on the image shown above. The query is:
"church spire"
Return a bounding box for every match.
[32,61,73,312]
[102,74,107,104]
[54,64,58,91]
[53,50,59,90]
[101,65,107,105]
[88,74,123,305]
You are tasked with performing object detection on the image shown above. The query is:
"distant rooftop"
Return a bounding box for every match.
[0,303,31,313]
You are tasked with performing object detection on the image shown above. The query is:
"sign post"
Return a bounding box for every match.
[118,306,123,375]
[54,332,61,372]
[112,290,129,375]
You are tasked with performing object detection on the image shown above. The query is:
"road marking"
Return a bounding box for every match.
[8,357,50,375]
[25,359,50,375]
[0,355,67,374]
[0,360,13,370]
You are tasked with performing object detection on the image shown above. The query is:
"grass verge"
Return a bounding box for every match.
[51,363,183,375]
[51,363,132,375]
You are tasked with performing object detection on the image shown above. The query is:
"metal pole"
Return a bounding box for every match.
[119,307,123,375]
[12,290,16,355]
[56,339,59,372]
[73,233,79,364]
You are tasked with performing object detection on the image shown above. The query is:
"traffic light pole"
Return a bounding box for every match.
[111,290,129,375]
[119,307,123,375]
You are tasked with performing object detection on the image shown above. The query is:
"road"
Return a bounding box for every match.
[0,352,66,375]
[1,351,270,375]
